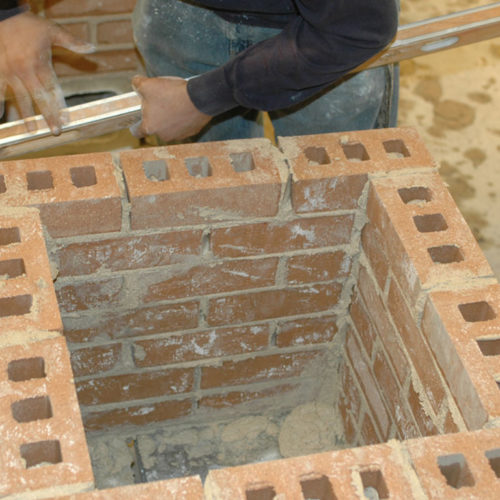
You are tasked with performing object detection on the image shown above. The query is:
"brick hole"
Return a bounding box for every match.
[0,258,26,279]
[230,152,256,172]
[459,301,496,322]
[413,213,448,233]
[0,227,21,246]
[11,396,53,423]
[437,453,475,489]
[304,146,331,165]
[20,440,62,468]
[8,357,46,381]
[342,142,369,161]
[245,485,277,500]
[383,139,410,158]
[185,156,212,178]
[0,174,6,193]
[485,448,500,478]
[398,186,432,204]
[143,160,169,182]
[476,338,500,356]
[427,245,464,264]
[0,294,32,318]
[70,166,97,187]
[360,470,389,499]
[26,170,54,191]
[300,475,337,500]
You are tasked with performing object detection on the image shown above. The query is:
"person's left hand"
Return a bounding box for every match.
[130,75,212,142]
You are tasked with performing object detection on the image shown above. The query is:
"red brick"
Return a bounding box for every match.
[212,215,354,258]
[56,276,124,313]
[120,139,286,229]
[207,283,342,326]
[133,325,269,367]
[338,364,362,426]
[200,350,324,389]
[278,127,436,179]
[56,230,203,277]
[387,277,446,415]
[349,290,376,358]
[59,21,90,42]
[406,428,500,499]
[53,49,142,76]
[199,383,300,410]
[356,265,410,384]
[205,440,425,499]
[97,19,134,45]
[368,172,493,306]
[83,398,192,431]
[0,208,62,335]
[275,315,338,347]
[360,412,381,446]
[346,328,392,440]
[142,257,278,302]
[63,301,199,343]
[70,343,122,377]
[286,250,351,284]
[407,379,439,437]
[0,153,121,237]
[45,0,136,17]
[421,284,500,428]
[0,337,93,497]
[60,476,204,499]
[76,367,194,406]
[361,221,390,291]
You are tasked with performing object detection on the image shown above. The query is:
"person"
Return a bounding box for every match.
[130,0,399,142]
[1,1,399,143]
[0,0,94,135]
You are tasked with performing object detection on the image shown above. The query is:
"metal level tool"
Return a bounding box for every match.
[1,2,500,159]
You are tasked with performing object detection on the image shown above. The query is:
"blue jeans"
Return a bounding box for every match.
[132,0,399,142]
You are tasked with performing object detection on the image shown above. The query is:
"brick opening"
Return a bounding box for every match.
[485,448,500,478]
[8,357,46,381]
[3,128,500,497]
[383,139,410,158]
[11,395,53,423]
[27,170,54,191]
[70,166,98,188]
[143,160,169,182]
[0,258,26,279]
[0,174,6,194]
[20,440,63,468]
[437,453,475,489]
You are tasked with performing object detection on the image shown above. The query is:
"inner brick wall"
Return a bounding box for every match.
[2,127,500,499]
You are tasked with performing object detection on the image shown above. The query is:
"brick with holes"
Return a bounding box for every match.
[0,208,61,336]
[279,127,435,214]
[406,428,500,499]
[421,283,500,428]
[0,336,93,497]
[120,139,287,229]
[367,171,493,306]
[0,153,121,237]
[205,440,425,499]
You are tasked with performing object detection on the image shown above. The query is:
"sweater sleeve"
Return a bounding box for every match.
[0,1,29,21]
[187,0,398,116]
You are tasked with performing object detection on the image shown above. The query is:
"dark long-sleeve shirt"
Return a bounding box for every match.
[0,0,27,21]
[187,0,398,115]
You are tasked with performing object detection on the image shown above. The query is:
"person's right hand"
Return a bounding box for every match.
[0,11,95,134]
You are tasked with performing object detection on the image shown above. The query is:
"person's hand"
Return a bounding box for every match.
[0,12,95,134]
[130,75,212,142]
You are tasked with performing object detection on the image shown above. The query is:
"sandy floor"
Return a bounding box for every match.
[398,0,500,278]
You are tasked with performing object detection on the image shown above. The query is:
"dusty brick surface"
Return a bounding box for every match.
[0,337,93,497]
[0,208,62,336]
[0,153,121,237]
[121,139,286,229]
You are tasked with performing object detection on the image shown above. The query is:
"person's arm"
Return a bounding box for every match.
[188,0,399,115]
[131,0,398,142]
[0,2,95,134]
